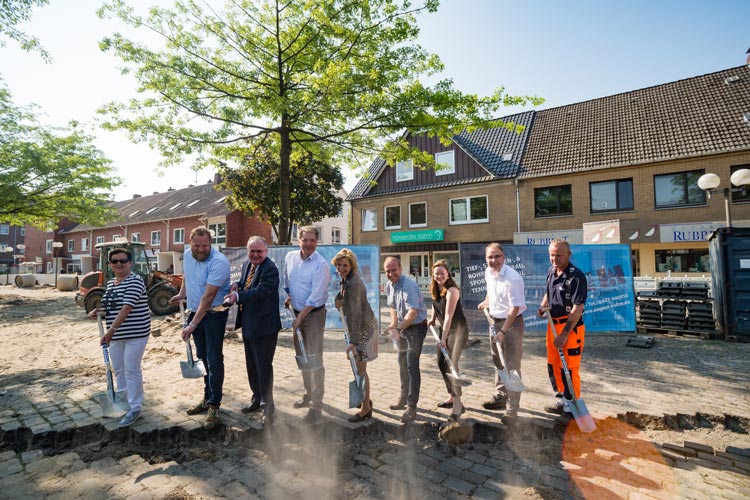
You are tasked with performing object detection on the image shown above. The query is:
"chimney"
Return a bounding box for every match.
[214,173,222,184]
[133,194,141,199]
[153,191,159,195]
[168,187,175,191]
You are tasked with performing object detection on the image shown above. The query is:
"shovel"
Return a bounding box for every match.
[544,309,596,433]
[339,308,366,408]
[429,325,472,387]
[179,301,207,378]
[96,312,130,418]
[483,308,525,392]
[289,308,317,371]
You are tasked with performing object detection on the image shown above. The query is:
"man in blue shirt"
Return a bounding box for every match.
[284,226,331,422]
[384,256,428,423]
[169,226,231,429]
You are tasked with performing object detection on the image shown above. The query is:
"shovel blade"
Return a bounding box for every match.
[567,397,597,433]
[506,370,526,392]
[98,390,130,418]
[450,372,472,387]
[348,379,365,408]
[180,360,206,379]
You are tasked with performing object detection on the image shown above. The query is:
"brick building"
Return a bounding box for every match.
[0,223,25,273]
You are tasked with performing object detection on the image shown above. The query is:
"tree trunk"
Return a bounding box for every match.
[278,118,291,245]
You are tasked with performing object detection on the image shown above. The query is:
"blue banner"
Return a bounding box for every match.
[222,245,381,331]
[459,244,635,333]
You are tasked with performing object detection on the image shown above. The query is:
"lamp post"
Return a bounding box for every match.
[1,247,12,284]
[697,169,750,228]
[51,241,63,288]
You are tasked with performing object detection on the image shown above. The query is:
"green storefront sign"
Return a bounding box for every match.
[390,229,445,244]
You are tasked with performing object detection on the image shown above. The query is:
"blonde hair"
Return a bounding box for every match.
[430,259,459,300]
[332,248,359,274]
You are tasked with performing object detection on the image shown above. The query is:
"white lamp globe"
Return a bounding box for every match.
[697,172,721,191]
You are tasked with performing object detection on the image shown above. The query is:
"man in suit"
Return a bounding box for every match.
[225,236,281,426]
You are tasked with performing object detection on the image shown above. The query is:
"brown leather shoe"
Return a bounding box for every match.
[205,406,220,429]
[186,399,208,416]
[389,397,407,410]
[400,407,417,423]
[293,394,311,409]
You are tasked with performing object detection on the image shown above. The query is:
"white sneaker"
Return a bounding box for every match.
[119,410,142,427]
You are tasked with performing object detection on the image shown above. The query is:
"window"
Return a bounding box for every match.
[590,179,634,213]
[435,151,455,176]
[654,170,705,208]
[731,165,750,203]
[331,228,341,244]
[0,225,8,235]
[81,238,89,252]
[174,228,185,244]
[46,240,52,254]
[145,207,159,214]
[151,231,161,246]
[450,195,488,224]
[20,227,24,236]
[385,205,401,230]
[131,233,140,242]
[187,199,200,207]
[409,202,427,227]
[68,240,75,252]
[169,203,182,210]
[291,223,298,241]
[362,208,377,231]
[129,210,140,217]
[535,185,572,217]
[113,234,122,241]
[208,222,226,245]
[96,236,104,245]
[396,159,413,182]
[655,249,709,273]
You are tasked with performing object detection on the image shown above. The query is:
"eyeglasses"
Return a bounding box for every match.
[110,259,129,264]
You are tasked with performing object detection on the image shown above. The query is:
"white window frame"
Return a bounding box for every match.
[0,224,8,235]
[46,240,53,254]
[435,151,455,176]
[384,205,401,230]
[96,236,104,245]
[174,228,185,244]
[208,222,226,245]
[81,238,89,252]
[20,227,25,236]
[409,202,427,228]
[361,208,377,232]
[131,233,140,242]
[113,234,122,241]
[151,231,161,246]
[331,227,341,244]
[67,240,75,252]
[449,195,489,225]
[396,159,413,182]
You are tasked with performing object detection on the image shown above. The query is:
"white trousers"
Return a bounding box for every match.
[108,336,148,411]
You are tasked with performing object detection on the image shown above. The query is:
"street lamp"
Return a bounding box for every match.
[52,241,63,288]
[697,168,750,227]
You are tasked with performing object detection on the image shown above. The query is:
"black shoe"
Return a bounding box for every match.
[348,410,373,423]
[389,397,407,410]
[400,407,417,423]
[303,408,321,423]
[293,395,311,409]
[437,400,453,409]
[482,395,507,410]
[544,400,565,415]
[450,405,466,421]
[241,399,261,414]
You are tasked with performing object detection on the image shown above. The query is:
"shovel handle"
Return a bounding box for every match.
[544,309,575,387]
[179,300,186,326]
[429,325,461,378]
[96,311,106,339]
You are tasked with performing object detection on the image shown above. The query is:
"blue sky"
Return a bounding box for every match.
[1,0,748,200]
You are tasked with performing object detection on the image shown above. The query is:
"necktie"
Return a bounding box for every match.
[244,264,256,289]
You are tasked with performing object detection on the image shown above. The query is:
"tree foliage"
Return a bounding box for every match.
[0,83,120,227]
[98,0,541,243]
[0,0,50,60]
[218,145,343,242]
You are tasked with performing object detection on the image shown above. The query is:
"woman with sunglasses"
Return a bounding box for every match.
[88,247,151,427]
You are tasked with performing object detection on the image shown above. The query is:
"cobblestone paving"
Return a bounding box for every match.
[1,291,749,499]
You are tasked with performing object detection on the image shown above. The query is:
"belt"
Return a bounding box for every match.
[492,314,522,321]
[551,316,567,325]
[293,305,325,315]
[405,320,427,330]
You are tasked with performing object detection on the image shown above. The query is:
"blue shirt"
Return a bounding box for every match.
[386,274,427,324]
[284,250,330,311]
[184,247,231,311]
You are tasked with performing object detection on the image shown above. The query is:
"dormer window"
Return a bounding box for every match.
[435,151,455,176]
[396,160,413,182]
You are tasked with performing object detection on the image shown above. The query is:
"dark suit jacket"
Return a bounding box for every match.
[235,257,282,338]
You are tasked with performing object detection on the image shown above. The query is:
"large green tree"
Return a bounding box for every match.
[0,84,120,227]
[0,0,50,60]
[98,0,540,243]
[218,145,343,242]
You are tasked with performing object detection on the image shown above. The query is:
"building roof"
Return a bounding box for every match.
[520,66,750,178]
[347,111,535,200]
[63,181,231,233]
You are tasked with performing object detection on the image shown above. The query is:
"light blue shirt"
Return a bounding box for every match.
[184,247,231,311]
[386,274,427,324]
[284,250,330,311]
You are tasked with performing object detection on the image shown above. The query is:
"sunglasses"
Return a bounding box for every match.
[110,259,129,264]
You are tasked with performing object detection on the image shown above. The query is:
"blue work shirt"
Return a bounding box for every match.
[184,247,231,311]
[386,274,427,324]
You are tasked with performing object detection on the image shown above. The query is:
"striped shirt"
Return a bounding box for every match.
[102,273,151,340]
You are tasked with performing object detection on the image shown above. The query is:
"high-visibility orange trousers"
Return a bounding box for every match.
[546,318,585,400]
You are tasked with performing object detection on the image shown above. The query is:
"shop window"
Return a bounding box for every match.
[362,209,377,232]
[396,159,413,182]
[450,195,488,224]
[535,185,572,217]
[654,170,705,208]
[385,205,401,230]
[731,164,750,203]
[435,151,455,176]
[409,202,427,227]
[655,249,709,273]
[590,179,634,213]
